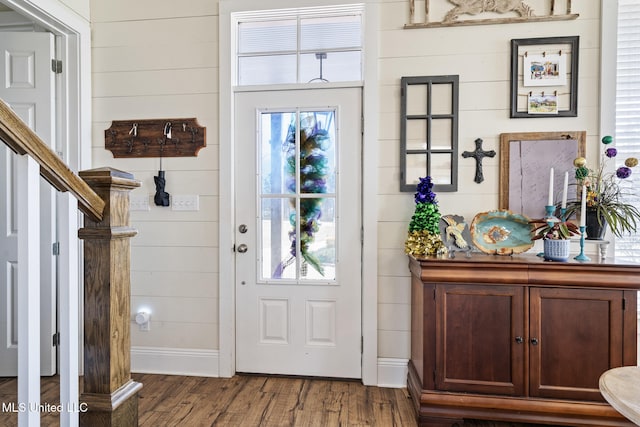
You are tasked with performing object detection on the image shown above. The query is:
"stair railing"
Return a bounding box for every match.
[0,98,141,427]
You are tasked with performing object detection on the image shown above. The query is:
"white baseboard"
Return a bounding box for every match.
[131,349,407,386]
[377,358,408,388]
[131,346,219,377]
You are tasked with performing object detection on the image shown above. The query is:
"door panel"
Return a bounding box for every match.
[436,284,525,396]
[235,88,362,378]
[529,287,624,401]
[0,31,57,376]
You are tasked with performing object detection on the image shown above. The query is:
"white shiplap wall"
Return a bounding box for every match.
[90,0,221,375]
[90,0,603,380]
[375,0,602,361]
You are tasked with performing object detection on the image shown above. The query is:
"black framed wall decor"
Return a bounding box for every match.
[400,75,459,192]
[510,36,579,118]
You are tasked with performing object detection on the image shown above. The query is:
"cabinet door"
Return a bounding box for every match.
[529,287,624,401]
[435,284,525,395]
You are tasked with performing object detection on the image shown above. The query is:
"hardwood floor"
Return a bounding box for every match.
[0,373,418,426]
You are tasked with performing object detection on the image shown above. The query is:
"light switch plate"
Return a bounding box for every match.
[172,194,199,211]
[130,195,150,211]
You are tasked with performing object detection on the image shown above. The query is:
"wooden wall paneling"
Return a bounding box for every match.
[91,42,219,74]
[93,69,218,99]
[91,17,217,48]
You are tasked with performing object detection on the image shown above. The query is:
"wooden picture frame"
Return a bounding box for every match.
[510,36,579,118]
[499,131,586,219]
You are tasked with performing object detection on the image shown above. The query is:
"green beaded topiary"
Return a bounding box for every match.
[405,176,446,257]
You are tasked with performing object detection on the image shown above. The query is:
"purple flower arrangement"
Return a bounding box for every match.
[567,136,640,237]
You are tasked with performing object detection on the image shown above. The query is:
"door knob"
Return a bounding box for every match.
[515,336,524,344]
[531,338,539,345]
[237,244,248,253]
[238,224,248,234]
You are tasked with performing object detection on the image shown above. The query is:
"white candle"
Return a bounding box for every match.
[548,168,554,206]
[561,171,568,209]
[580,185,587,227]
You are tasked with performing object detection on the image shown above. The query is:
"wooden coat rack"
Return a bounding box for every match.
[104,118,206,158]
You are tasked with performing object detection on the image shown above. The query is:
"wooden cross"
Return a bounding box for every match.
[462,138,496,184]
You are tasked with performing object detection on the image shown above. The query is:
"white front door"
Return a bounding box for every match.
[235,88,362,378]
[0,31,57,376]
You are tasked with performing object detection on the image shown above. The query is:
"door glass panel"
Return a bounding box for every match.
[261,111,295,194]
[261,197,295,280]
[298,111,335,194]
[299,51,362,83]
[238,20,297,54]
[239,55,297,85]
[300,197,336,280]
[300,15,361,50]
[236,9,363,85]
[259,110,337,282]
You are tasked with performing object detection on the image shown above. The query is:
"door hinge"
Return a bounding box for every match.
[52,332,60,347]
[361,336,363,353]
[623,298,626,310]
[52,242,60,256]
[51,59,62,74]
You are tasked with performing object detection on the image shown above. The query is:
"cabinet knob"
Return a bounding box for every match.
[515,336,524,344]
[531,338,539,345]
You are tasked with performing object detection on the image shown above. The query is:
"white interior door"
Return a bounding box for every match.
[0,31,57,376]
[235,88,362,378]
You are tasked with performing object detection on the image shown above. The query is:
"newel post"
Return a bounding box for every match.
[78,168,142,426]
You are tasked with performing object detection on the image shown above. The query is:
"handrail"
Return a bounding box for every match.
[0,98,104,222]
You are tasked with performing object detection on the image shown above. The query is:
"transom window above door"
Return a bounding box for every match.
[235,6,363,85]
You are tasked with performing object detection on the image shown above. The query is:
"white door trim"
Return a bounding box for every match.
[0,1,92,168]
[0,1,90,425]
[219,0,379,385]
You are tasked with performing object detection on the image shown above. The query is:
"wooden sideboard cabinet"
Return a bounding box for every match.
[408,254,639,427]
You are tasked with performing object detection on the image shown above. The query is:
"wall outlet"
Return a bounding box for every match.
[130,195,150,211]
[172,194,199,211]
[135,312,151,331]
